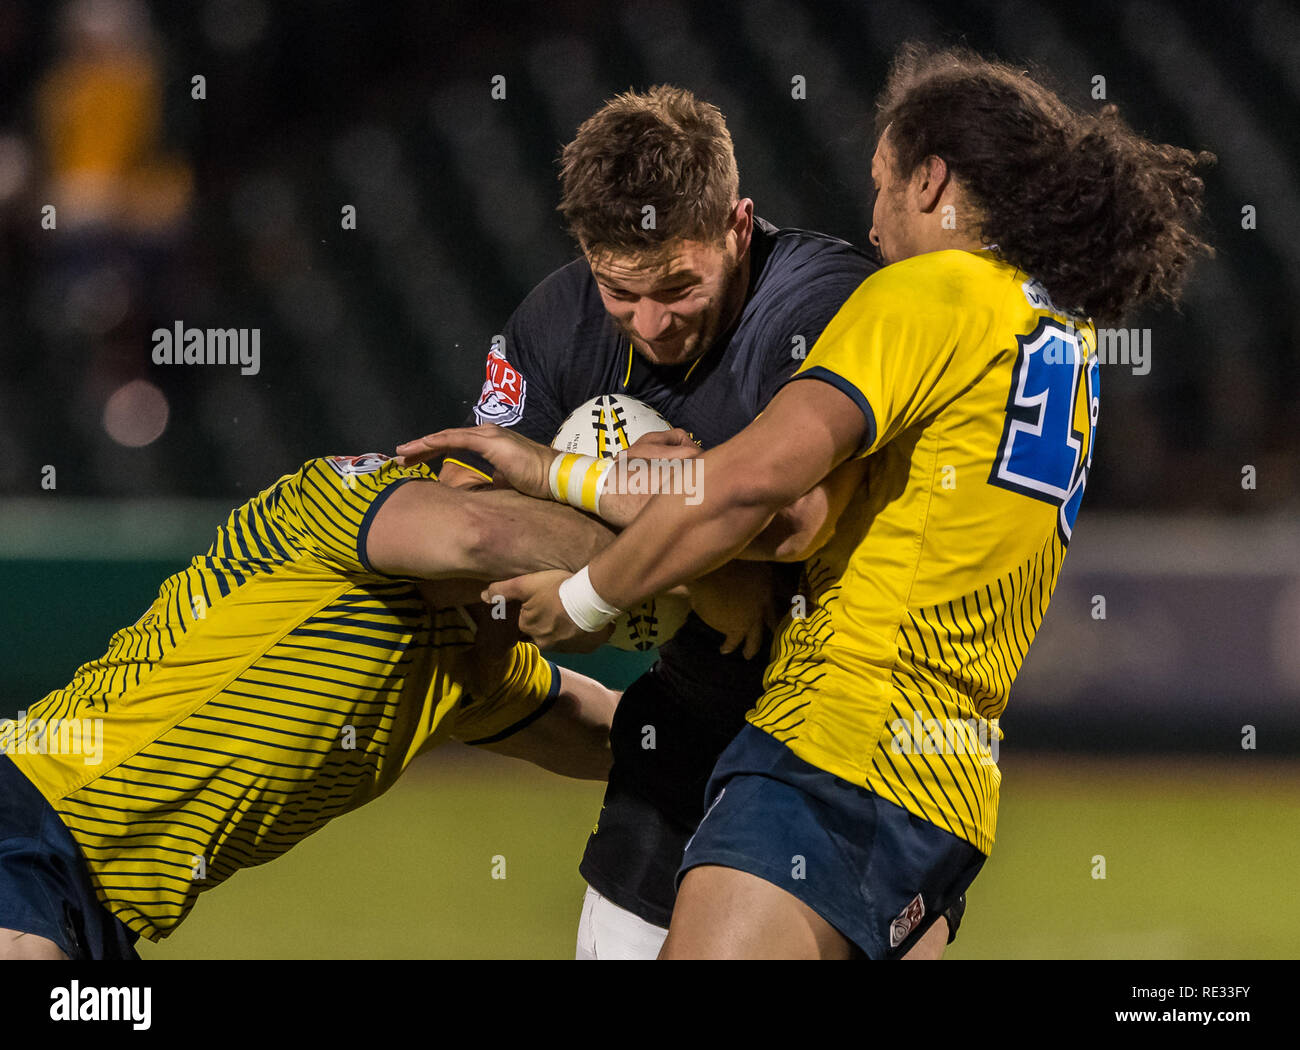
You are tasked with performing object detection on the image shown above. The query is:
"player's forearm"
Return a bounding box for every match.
[587,457,789,610]
[601,481,803,564]
[477,667,618,780]
[582,393,861,607]
[591,457,695,529]
[734,508,811,562]
[458,490,616,580]
[367,482,616,582]
[731,486,838,563]
[553,384,866,633]
[591,485,645,529]
[597,458,848,563]
[735,458,866,562]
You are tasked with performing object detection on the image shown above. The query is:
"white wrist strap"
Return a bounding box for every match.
[558,566,622,632]
[549,453,615,514]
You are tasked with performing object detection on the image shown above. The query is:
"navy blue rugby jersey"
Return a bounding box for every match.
[446,218,878,721]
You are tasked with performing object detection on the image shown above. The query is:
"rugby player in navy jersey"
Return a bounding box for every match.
[399,85,961,958]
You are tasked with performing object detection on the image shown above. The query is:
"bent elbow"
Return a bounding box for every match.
[770,525,830,563]
[725,464,799,514]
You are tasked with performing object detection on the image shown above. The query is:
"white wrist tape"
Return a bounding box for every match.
[558,566,622,632]
[549,453,615,514]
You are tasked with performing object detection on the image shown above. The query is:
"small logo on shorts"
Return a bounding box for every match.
[889,893,926,949]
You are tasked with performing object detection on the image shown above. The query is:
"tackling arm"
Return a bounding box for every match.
[421,426,864,567]
[586,380,867,609]
[733,456,866,563]
[365,481,615,582]
[472,665,619,780]
[595,442,863,564]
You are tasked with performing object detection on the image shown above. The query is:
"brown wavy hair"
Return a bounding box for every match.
[876,44,1214,324]
[557,85,739,261]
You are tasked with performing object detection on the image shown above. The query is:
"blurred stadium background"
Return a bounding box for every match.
[0,0,1296,957]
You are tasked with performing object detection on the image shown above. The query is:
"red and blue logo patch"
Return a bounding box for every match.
[474,348,527,426]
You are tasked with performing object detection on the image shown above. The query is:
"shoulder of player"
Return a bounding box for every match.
[504,256,611,367]
[509,258,601,332]
[293,455,436,500]
[849,249,1015,314]
[742,224,878,340]
[757,222,877,277]
[517,257,597,310]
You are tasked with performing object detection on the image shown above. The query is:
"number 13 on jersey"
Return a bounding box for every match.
[989,318,1100,544]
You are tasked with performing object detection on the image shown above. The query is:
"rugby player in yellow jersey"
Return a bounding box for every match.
[407,45,1214,958]
[0,439,841,959]
[0,452,632,960]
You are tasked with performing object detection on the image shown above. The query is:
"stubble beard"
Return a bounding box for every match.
[624,252,745,367]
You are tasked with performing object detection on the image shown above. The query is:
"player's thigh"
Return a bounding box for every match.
[667,725,984,959]
[901,916,948,960]
[660,864,854,960]
[0,927,68,960]
[665,853,952,961]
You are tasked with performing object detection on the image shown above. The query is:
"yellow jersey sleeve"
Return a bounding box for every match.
[276,454,437,575]
[789,250,1010,457]
[450,641,560,745]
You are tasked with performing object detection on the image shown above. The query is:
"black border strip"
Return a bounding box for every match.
[462,660,563,746]
[786,367,878,452]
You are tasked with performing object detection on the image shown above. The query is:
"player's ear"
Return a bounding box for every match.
[913,155,950,213]
[730,198,754,254]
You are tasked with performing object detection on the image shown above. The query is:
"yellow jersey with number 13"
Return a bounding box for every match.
[753,249,1099,855]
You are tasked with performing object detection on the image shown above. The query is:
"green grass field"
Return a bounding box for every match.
[138,749,1300,959]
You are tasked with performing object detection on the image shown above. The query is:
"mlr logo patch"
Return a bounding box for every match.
[889,893,926,949]
[474,347,527,426]
[326,453,390,477]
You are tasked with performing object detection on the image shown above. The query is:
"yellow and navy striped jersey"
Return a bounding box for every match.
[10,454,557,941]
[753,249,1099,855]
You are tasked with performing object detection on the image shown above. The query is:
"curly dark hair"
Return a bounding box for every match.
[557,85,739,261]
[876,44,1214,324]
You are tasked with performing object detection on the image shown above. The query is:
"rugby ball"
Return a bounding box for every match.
[551,393,674,458]
[551,394,690,652]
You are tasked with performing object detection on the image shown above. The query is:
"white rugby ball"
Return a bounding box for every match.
[551,393,674,458]
[551,394,690,652]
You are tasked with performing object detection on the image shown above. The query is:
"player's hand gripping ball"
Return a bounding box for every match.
[551,394,691,651]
